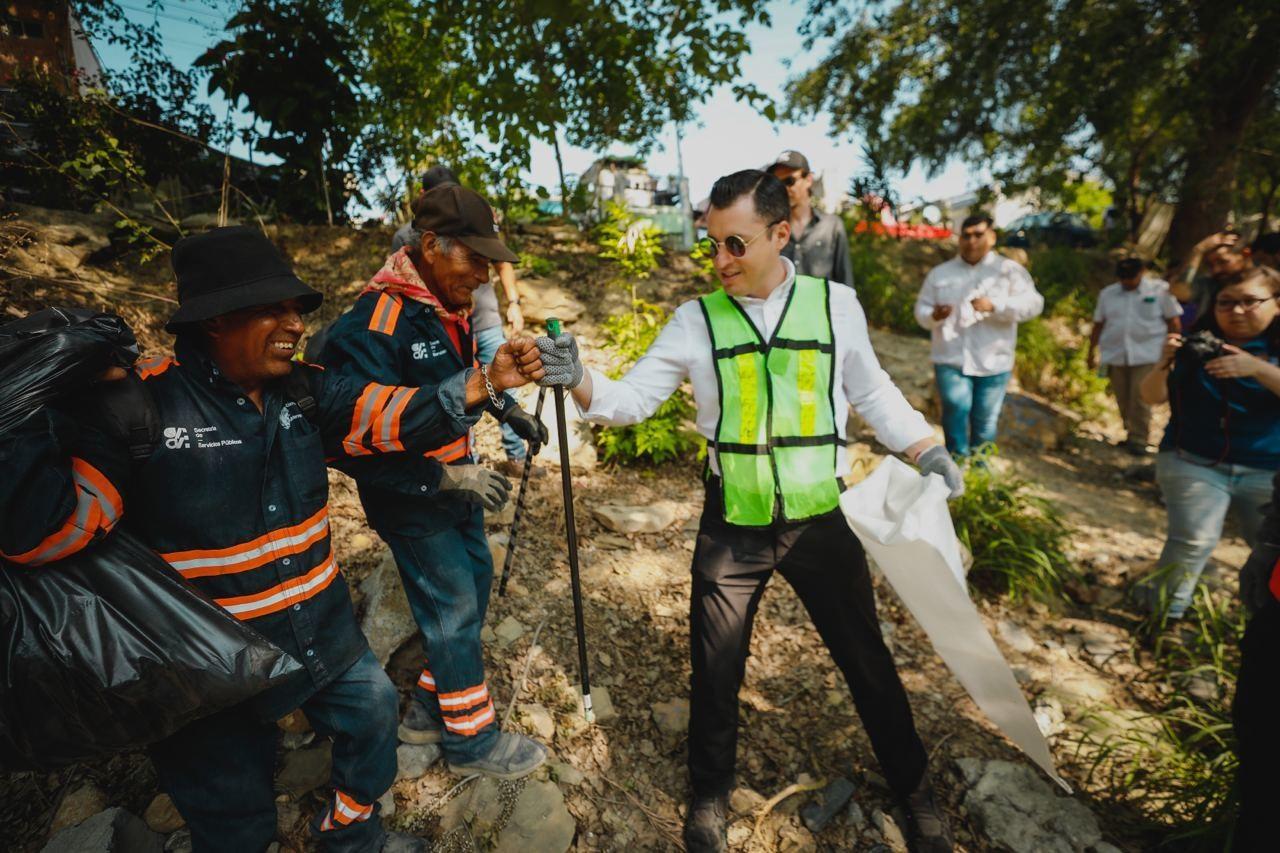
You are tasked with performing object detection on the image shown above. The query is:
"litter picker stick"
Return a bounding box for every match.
[497,385,547,597]
[546,317,594,723]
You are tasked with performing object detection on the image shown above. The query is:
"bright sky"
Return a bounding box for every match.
[94,0,982,217]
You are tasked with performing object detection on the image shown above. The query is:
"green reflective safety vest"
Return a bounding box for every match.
[699,275,841,526]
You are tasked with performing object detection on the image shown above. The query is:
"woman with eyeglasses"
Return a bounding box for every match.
[1135,267,1280,619]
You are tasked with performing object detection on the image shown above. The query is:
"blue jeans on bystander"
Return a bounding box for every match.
[1143,450,1274,619]
[933,365,1011,457]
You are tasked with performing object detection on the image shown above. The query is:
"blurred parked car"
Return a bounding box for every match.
[1001,212,1098,248]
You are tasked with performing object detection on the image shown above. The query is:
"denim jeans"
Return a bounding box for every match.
[474,324,526,461]
[384,505,498,763]
[150,648,399,853]
[934,365,1011,457]
[1146,451,1274,618]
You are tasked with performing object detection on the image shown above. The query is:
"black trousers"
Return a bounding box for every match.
[687,483,929,799]
[1233,597,1280,851]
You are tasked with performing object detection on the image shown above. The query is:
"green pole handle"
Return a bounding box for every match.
[546,317,562,337]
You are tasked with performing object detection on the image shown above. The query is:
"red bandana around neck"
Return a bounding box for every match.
[364,248,471,328]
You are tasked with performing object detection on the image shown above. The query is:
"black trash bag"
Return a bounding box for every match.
[0,308,302,770]
[0,535,300,770]
[0,307,139,436]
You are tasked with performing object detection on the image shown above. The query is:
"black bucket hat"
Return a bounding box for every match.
[412,185,519,264]
[165,226,322,332]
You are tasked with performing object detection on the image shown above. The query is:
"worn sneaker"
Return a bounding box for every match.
[447,731,547,780]
[381,830,430,852]
[398,701,443,745]
[902,775,954,853]
[682,795,728,853]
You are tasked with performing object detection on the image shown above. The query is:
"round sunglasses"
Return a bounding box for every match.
[697,220,782,259]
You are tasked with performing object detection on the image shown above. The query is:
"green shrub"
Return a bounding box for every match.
[848,234,923,335]
[1029,247,1094,318]
[1015,317,1110,420]
[595,299,702,466]
[951,454,1078,603]
[1084,588,1244,849]
[594,200,663,282]
[518,251,558,278]
[689,238,717,284]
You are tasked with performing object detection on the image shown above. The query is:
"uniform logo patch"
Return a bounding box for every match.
[412,341,429,360]
[163,427,189,449]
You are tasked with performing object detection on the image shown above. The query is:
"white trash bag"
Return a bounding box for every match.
[840,456,1071,793]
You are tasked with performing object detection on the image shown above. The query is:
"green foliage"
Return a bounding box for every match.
[950,455,1078,603]
[1085,588,1244,848]
[518,252,558,278]
[787,0,1280,259]
[197,0,369,223]
[595,201,664,282]
[689,238,717,283]
[1029,247,1094,318]
[1042,179,1114,230]
[847,234,922,335]
[1015,317,1109,420]
[595,299,702,466]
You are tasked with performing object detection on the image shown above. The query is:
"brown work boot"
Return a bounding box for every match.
[901,774,954,852]
[683,794,728,853]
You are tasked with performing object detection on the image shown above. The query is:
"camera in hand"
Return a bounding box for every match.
[1181,330,1227,364]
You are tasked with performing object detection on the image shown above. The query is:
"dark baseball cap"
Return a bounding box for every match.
[412,184,518,264]
[766,150,811,174]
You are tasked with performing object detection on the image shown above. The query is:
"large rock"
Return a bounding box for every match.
[957,758,1107,853]
[12,204,111,272]
[801,777,857,833]
[359,550,417,665]
[396,742,442,781]
[517,281,585,325]
[519,703,557,740]
[49,783,108,836]
[651,698,690,736]
[276,742,332,797]
[1001,392,1079,451]
[492,780,576,853]
[591,502,678,534]
[439,777,506,835]
[143,794,185,834]
[42,807,163,853]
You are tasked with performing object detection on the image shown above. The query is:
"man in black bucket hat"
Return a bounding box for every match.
[0,225,547,852]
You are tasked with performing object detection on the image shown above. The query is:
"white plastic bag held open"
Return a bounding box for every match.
[840,457,1071,793]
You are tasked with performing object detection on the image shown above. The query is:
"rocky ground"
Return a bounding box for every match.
[1,209,1251,851]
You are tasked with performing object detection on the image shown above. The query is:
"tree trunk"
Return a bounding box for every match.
[552,131,569,219]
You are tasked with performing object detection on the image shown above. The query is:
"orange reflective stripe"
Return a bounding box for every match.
[438,683,489,710]
[369,386,418,453]
[417,669,437,692]
[1,458,122,565]
[442,700,495,735]
[135,355,178,380]
[160,507,329,579]
[367,293,402,335]
[331,790,373,825]
[424,434,470,463]
[214,552,340,620]
[343,383,388,456]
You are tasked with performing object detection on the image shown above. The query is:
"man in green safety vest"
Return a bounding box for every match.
[533,170,964,853]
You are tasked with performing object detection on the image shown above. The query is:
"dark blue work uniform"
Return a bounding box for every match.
[0,336,482,852]
[321,291,511,763]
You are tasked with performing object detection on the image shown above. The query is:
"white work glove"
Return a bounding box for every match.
[534,332,584,388]
[438,464,511,512]
[916,445,965,500]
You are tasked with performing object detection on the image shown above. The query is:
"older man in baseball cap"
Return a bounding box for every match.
[766,150,853,288]
[320,184,553,781]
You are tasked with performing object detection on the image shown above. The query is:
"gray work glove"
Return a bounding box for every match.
[534,333,584,388]
[1240,545,1280,615]
[499,405,549,447]
[917,445,965,500]
[438,464,512,512]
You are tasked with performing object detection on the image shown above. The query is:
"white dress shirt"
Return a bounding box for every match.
[578,259,934,476]
[1092,278,1180,366]
[913,252,1044,376]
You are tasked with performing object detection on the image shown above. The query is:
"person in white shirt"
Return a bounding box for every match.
[914,214,1044,457]
[528,170,963,853]
[1087,257,1182,453]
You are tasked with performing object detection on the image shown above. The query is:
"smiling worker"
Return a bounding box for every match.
[532,170,963,853]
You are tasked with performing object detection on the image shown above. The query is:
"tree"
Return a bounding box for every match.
[196,0,370,223]
[344,0,771,212]
[787,0,1280,260]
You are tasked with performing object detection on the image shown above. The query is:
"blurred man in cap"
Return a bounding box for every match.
[767,149,853,288]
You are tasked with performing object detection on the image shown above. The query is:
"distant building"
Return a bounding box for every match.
[578,155,693,246]
[899,185,1037,232]
[1,1,103,91]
